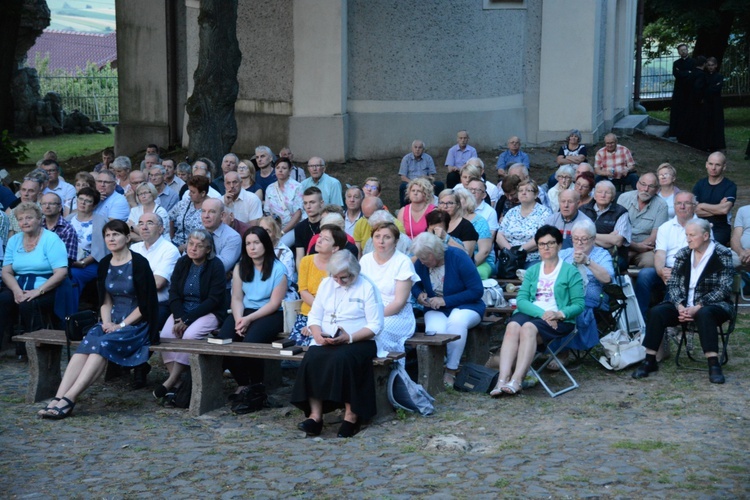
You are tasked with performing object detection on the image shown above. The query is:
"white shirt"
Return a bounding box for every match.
[655,215,704,267]
[688,241,716,307]
[359,250,419,305]
[533,259,563,312]
[475,201,499,233]
[225,189,263,223]
[130,237,180,302]
[307,275,384,346]
[181,185,222,202]
[485,180,500,206]
[45,179,76,207]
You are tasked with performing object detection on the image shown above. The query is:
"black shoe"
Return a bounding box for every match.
[632,360,658,379]
[297,418,323,436]
[153,384,169,400]
[709,364,725,384]
[132,363,152,389]
[337,419,361,438]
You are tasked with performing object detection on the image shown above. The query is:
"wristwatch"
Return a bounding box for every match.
[119,321,126,328]
[585,258,591,266]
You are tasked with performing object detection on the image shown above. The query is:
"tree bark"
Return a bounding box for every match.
[185,0,241,167]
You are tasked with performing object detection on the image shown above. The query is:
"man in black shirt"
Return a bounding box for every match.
[293,186,324,272]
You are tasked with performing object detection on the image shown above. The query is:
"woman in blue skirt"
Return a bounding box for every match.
[39,220,158,419]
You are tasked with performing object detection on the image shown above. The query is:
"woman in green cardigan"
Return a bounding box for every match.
[491,225,585,396]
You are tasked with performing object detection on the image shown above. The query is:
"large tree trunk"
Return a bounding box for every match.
[185,0,241,168]
[693,7,735,68]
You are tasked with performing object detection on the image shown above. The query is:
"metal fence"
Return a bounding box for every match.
[39,75,119,124]
[639,48,749,99]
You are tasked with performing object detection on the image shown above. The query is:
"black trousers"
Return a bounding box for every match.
[220,308,284,386]
[644,302,730,354]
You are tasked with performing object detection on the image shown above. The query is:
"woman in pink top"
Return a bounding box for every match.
[397,177,435,239]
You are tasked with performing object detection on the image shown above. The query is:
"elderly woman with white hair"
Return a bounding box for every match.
[547,165,576,213]
[411,232,485,386]
[633,218,734,384]
[291,250,384,438]
[556,218,615,364]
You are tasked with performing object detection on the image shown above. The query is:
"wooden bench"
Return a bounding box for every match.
[13,330,403,420]
[415,312,508,367]
[275,331,460,396]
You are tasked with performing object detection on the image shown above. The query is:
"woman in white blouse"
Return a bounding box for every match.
[290,251,384,438]
[359,222,419,360]
[263,157,302,248]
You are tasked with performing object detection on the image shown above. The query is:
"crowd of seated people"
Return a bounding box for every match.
[2,136,741,430]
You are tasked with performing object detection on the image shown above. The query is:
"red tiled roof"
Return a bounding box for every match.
[27,29,117,73]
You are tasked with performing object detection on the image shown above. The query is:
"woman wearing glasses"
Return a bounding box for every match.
[574,172,595,207]
[496,180,552,269]
[490,225,584,396]
[127,182,170,243]
[547,165,576,213]
[437,189,478,256]
[291,250,384,438]
[656,163,681,218]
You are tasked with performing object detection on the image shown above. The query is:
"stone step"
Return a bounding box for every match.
[612,114,649,136]
[643,124,670,138]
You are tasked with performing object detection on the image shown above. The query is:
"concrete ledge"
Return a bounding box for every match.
[612,114,649,136]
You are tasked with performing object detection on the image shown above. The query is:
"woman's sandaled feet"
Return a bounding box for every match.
[489,380,507,398]
[37,397,61,416]
[41,397,75,420]
[443,371,457,388]
[501,379,522,395]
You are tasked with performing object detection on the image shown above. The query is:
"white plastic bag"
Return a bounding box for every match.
[598,329,646,371]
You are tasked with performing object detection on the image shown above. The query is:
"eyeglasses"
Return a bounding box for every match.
[675,201,695,207]
[40,202,60,207]
[137,191,152,196]
[537,241,558,249]
[308,164,324,169]
[363,185,378,191]
[77,198,94,205]
[572,236,592,244]
[658,172,673,178]
[637,181,659,190]
[332,273,353,284]
[468,188,486,194]
[438,201,456,206]
[557,175,572,180]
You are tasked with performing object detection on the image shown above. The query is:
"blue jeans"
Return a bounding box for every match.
[634,267,665,322]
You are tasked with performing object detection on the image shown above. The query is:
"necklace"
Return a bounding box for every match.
[22,230,42,253]
[329,285,350,324]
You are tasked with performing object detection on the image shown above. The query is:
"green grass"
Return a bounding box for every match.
[21,127,114,164]
[611,440,676,452]
[649,107,749,165]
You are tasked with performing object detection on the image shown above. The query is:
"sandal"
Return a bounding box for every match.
[37,397,61,416]
[42,397,75,420]
[501,379,522,395]
[489,380,507,398]
[443,371,456,388]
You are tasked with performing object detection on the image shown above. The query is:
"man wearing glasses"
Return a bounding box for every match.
[616,172,669,268]
[149,165,179,212]
[41,192,78,264]
[6,174,45,238]
[301,157,343,206]
[93,170,130,221]
[634,191,703,324]
[41,159,75,208]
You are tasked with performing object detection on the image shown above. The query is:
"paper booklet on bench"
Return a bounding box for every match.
[207,337,232,345]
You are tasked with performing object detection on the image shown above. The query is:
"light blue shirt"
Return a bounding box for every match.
[496,150,530,171]
[301,173,343,206]
[241,259,286,310]
[94,191,130,221]
[3,229,67,290]
[399,153,436,179]
[444,144,477,168]
[210,223,242,274]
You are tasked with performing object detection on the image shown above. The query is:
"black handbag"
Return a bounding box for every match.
[453,363,500,394]
[64,310,98,358]
[497,246,527,279]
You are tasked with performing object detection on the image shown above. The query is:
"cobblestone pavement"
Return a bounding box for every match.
[1,343,748,498]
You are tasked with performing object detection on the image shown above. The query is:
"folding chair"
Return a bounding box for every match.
[528,328,580,398]
[675,273,741,369]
